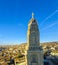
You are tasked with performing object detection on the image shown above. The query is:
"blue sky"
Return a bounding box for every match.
[0,0,58,45]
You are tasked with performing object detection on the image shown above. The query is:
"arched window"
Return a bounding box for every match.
[31,55,37,63]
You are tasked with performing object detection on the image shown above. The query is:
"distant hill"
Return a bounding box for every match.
[18,41,58,52]
[19,41,58,47]
[0,41,58,50]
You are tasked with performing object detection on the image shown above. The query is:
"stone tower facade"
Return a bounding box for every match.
[26,13,43,65]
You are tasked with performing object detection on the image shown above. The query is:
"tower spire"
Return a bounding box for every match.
[32,12,34,18]
[26,13,43,65]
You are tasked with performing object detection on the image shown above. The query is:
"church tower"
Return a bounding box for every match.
[26,13,43,65]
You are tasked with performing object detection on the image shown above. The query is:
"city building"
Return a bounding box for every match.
[26,13,44,65]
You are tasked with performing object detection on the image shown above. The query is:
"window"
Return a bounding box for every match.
[31,55,37,63]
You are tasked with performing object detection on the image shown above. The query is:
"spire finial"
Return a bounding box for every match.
[32,12,34,18]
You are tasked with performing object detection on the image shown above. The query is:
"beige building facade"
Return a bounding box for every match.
[26,13,44,65]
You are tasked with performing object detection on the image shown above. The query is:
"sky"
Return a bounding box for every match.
[0,0,58,45]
